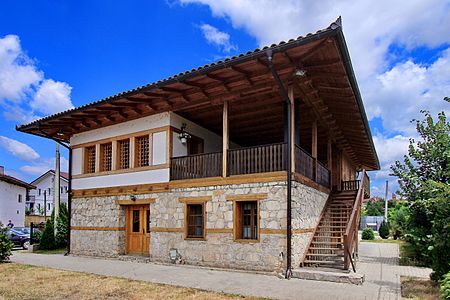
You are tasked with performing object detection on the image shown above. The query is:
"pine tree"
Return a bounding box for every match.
[39,219,56,250]
[55,203,68,248]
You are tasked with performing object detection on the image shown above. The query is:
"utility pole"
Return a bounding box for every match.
[54,143,60,235]
[384,180,389,221]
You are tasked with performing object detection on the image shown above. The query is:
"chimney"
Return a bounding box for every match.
[0,166,4,175]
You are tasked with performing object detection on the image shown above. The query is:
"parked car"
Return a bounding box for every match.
[7,229,30,250]
[14,227,41,235]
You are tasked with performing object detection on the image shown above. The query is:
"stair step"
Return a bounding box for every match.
[303,260,344,265]
[311,241,342,245]
[308,247,341,251]
[306,253,344,257]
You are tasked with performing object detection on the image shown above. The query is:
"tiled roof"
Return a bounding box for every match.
[17,18,342,130]
[0,174,35,189]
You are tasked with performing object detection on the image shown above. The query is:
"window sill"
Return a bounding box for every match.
[234,239,259,244]
[184,237,206,241]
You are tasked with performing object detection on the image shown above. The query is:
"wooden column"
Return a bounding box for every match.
[222,101,229,177]
[95,144,101,173]
[111,140,118,171]
[288,86,295,173]
[311,120,317,181]
[327,138,332,169]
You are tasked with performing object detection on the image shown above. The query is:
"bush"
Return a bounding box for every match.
[55,203,68,248]
[39,219,55,250]
[362,228,375,240]
[379,221,390,239]
[0,226,14,262]
[441,271,450,300]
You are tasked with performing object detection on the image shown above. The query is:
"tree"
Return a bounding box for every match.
[39,219,56,250]
[55,203,68,248]
[388,201,409,239]
[391,99,450,280]
[379,221,390,239]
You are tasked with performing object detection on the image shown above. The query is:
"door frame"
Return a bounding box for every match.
[125,204,150,256]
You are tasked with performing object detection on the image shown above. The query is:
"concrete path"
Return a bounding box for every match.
[10,242,431,300]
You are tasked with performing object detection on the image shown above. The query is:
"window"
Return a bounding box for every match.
[117,139,130,169]
[100,142,112,172]
[47,203,51,211]
[38,189,41,195]
[65,186,68,193]
[18,194,22,203]
[48,188,51,195]
[60,187,63,193]
[185,203,204,239]
[85,146,96,173]
[235,201,259,241]
[135,135,150,167]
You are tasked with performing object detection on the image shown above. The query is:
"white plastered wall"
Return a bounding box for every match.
[70,112,170,189]
[0,182,26,227]
[170,112,240,157]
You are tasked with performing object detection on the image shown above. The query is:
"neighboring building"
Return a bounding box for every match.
[17,19,379,273]
[0,166,35,227]
[27,170,69,216]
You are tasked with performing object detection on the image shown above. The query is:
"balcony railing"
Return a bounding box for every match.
[295,145,314,180]
[170,152,222,180]
[228,142,286,176]
[170,142,331,189]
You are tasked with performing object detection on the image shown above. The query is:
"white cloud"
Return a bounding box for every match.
[0,34,74,123]
[0,135,40,162]
[31,79,73,115]
[20,156,69,176]
[0,35,42,102]
[364,49,450,134]
[199,24,237,52]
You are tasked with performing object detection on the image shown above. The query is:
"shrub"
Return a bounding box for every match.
[362,228,375,240]
[55,203,68,248]
[441,271,450,300]
[39,219,55,250]
[379,221,390,239]
[0,226,14,262]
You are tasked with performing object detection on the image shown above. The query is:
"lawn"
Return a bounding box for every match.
[0,263,260,300]
[401,276,440,300]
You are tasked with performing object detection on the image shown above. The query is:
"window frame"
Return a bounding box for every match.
[233,200,260,243]
[84,145,96,174]
[135,135,151,168]
[117,138,131,170]
[184,202,206,241]
[100,142,113,172]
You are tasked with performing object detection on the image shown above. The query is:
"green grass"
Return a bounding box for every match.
[362,238,403,244]
[33,248,67,254]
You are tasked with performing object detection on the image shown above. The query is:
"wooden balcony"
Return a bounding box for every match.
[170,142,331,189]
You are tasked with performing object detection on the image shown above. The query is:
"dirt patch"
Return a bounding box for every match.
[0,263,262,300]
[401,276,440,300]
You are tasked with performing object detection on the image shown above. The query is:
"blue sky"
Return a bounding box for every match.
[1,0,449,196]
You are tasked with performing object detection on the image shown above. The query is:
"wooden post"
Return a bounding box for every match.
[312,120,317,181]
[222,101,228,177]
[288,86,295,173]
[327,138,332,188]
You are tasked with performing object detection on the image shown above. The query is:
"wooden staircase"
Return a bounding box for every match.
[302,190,357,270]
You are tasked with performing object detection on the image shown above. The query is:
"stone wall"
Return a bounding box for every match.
[71,196,126,256]
[70,179,329,271]
[291,181,329,267]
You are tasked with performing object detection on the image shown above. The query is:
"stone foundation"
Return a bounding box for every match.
[70,179,328,272]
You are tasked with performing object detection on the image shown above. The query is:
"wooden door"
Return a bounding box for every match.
[126,205,150,256]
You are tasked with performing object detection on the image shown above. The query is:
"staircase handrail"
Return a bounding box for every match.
[343,169,366,270]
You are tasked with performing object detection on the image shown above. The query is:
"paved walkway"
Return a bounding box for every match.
[10,242,431,300]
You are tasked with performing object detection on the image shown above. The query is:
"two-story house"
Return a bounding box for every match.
[17,18,379,275]
[27,170,69,216]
